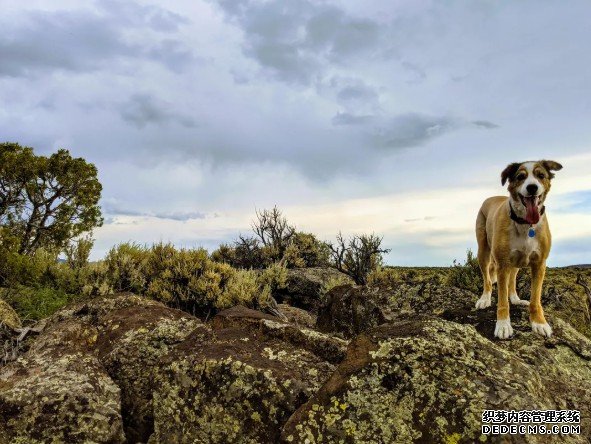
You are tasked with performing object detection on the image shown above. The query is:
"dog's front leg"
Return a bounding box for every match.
[530,261,552,337]
[494,267,513,339]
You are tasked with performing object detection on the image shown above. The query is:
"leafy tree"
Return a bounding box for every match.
[329,233,391,285]
[0,143,103,255]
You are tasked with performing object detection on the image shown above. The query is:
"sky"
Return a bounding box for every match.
[1,0,591,266]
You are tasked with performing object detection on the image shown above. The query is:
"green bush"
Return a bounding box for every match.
[104,242,150,293]
[1,286,77,322]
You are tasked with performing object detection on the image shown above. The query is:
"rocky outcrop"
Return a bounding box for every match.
[0,294,343,443]
[1,279,590,443]
[150,323,337,443]
[283,314,591,443]
[276,267,353,312]
[0,320,125,443]
[0,294,202,443]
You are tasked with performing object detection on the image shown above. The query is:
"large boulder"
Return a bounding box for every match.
[276,267,353,312]
[149,307,342,444]
[0,320,125,443]
[93,298,203,443]
[282,314,591,443]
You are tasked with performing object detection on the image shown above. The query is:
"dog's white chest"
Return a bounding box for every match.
[509,229,541,267]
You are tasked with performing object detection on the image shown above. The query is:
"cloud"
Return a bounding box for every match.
[103,201,207,221]
[472,120,499,129]
[332,112,375,126]
[215,0,384,85]
[0,2,193,77]
[119,94,197,128]
[369,113,457,149]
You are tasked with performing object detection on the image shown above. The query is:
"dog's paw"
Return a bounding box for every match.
[494,318,514,339]
[531,322,552,338]
[475,294,492,309]
[510,294,530,306]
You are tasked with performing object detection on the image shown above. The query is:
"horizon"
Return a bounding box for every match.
[2,0,591,266]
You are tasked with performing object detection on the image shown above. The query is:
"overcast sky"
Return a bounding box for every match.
[2,0,591,265]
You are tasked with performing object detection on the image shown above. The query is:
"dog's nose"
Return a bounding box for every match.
[526,184,538,195]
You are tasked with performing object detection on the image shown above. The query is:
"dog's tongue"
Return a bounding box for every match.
[524,196,540,225]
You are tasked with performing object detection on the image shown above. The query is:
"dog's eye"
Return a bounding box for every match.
[537,173,545,179]
[516,173,526,181]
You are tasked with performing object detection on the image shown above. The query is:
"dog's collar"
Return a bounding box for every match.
[509,202,545,225]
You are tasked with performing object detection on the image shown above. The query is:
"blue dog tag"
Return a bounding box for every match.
[528,227,535,238]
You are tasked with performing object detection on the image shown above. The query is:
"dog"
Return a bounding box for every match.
[475,160,562,339]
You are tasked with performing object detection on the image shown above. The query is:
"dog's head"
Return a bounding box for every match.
[501,160,562,225]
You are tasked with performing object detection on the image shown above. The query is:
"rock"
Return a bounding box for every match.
[282,314,591,444]
[150,325,338,444]
[213,305,348,364]
[276,267,354,312]
[0,320,125,444]
[0,293,203,443]
[277,303,316,328]
[0,298,21,330]
[316,281,500,338]
[94,299,204,443]
[316,285,387,338]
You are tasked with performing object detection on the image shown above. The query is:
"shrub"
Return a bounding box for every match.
[446,249,482,294]
[320,273,353,297]
[283,232,331,268]
[104,242,150,293]
[217,269,268,310]
[257,262,288,295]
[329,233,391,285]
[1,286,77,322]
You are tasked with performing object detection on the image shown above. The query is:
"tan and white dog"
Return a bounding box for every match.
[475,160,563,339]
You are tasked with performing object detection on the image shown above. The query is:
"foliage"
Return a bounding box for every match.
[64,235,94,270]
[283,232,331,268]
[1,286,76,322]
[212,207,330,269]
[0,143,103,255]
[320,273,354,297]
[329,233,391,285]
[446,249,482,294]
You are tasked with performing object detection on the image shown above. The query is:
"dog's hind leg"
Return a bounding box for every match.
[475,210,493,309]
[509,268,529,306]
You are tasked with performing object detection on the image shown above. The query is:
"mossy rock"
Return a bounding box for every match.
[150,325,338,444]
[0,321,125,443]
[96,302,204,443]
[213,305,348,364]
[282,315,591,443]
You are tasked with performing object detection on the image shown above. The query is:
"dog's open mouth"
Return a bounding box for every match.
[519,194,541,225]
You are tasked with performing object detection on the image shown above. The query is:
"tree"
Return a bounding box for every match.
[329,233,391,285]
[0,143,103,255]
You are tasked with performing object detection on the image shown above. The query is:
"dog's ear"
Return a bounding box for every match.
[541,160,562,179]
[501,162,521,185]
[542,160,563,172]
